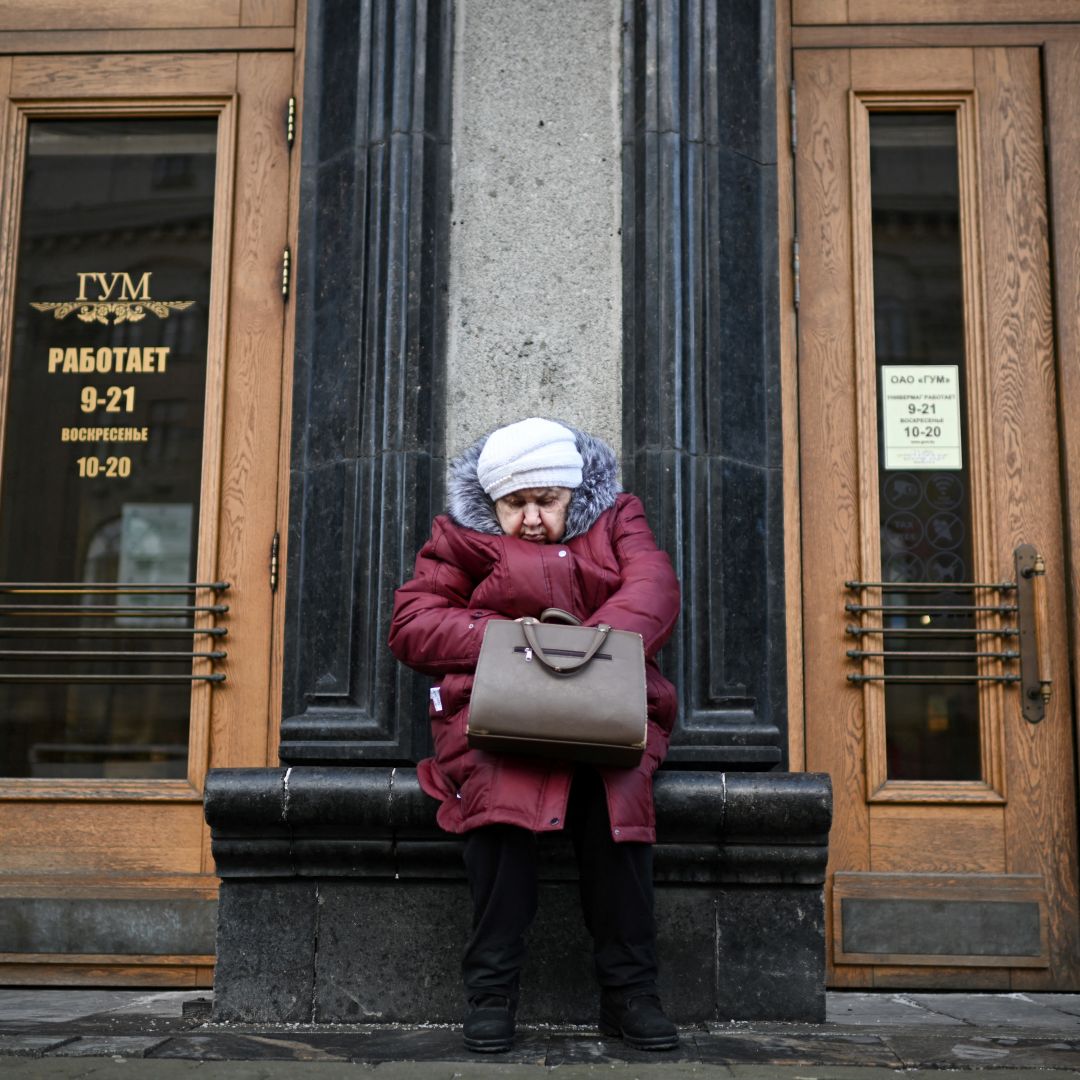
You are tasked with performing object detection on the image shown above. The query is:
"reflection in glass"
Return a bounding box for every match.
[870,112,980,781]
[0,119,216,779]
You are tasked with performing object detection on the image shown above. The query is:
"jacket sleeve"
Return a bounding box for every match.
[586,495,680,660]
[387,519,502,676]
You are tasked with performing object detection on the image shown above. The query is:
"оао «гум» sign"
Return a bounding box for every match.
[880,364,963,471]
[30,270,193,480]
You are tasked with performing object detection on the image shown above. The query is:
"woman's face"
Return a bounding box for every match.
[494,486,573,543]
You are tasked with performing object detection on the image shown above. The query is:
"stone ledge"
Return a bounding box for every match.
[206,768,831,1024]
[205,768,831,885]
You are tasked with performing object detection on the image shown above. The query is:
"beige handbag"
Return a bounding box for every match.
[466,608,647,767]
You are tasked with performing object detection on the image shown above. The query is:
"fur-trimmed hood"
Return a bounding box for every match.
[446,423,621,540]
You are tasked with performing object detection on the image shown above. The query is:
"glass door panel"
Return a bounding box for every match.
[868,111,981,781]
[0,117,220,779]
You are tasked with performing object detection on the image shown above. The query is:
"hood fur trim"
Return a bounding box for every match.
[447,424,621,540]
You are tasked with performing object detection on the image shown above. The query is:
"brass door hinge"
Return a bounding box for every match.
[281,247,291,300]
[790,83,797,155]
[792,236,800,311]
[270,531,280,592]
[286,96,296,148]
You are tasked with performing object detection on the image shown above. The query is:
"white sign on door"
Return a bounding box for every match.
[881,365,963,470]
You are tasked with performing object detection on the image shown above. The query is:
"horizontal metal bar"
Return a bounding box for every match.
[0,582,229,593]
[845,603,1017,615]
[846,580,1015,591]
[0,626,227,637]
[848,674,1021,684]
[0,604,228,616]
[0,650,227,661]
[848,625,1019,637]
[0,673,225,684]
[847,650,1019,661]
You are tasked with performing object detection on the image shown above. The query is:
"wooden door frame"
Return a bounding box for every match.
[779,3,1080,988]
[779,0,1080,819]
[0,6,304,985]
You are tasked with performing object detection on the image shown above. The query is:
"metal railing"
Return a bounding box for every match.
[0,581,228,684]
[844,545,1049,721]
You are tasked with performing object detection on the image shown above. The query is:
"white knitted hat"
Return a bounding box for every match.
[476,418,583,501]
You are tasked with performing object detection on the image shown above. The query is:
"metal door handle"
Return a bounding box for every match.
[1015,544,1052,723]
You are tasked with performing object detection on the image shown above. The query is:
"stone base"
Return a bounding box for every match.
[206,768,831,1025]
[213,875,824,1025]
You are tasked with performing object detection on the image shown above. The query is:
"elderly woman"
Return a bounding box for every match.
[388,418,680,1053]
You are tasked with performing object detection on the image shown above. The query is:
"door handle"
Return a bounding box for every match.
[1015,544,1052,723]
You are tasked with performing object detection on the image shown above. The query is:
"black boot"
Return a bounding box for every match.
[599,988,679,1050]
[463,993,515,1053]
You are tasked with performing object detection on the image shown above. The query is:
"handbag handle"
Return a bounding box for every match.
[520,617,612,675]
[540,607,581,625]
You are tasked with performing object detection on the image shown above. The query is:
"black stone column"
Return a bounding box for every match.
[280,0,453,764]
[622,0,784,766]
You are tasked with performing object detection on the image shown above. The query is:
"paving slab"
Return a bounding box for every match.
[689,1033,903,1068]
[149,1031,354,1062]
[341,1026,550,1064]
[3,990,1080,1073]
[884,1033,1080,1070]
[0,1062,370,1078]
[903,993,1080,1031]
[825,993,962,1028]
[106,990,204,1018]
[726,1070,948,1080]
[727,1071,1080,1080]
[1028,995,1080,1020]
[0,1035,76,1056]
[368,1065,557,1080]
[0,990,149,1024]
[542,1032,699,1065]
[51,1034,172,1057]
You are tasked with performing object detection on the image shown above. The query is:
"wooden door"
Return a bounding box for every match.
[796,46,1080,988]
[0,51,293,984]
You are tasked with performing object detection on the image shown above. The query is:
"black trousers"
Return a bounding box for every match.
[461,767,657,1001]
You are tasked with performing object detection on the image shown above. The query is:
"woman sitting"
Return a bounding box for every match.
[389,417,681,1052]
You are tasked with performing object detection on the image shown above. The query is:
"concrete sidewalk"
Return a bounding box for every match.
[2,989,1080,1077]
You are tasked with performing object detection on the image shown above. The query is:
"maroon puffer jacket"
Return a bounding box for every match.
[388,492,680,842]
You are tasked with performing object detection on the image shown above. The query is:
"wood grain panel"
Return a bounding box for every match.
[0,803,205,873]
[870,805,1005,872]
[793,0,849,22]
[0,59,19,527]
[794,25,1080,48]
[777,0,805,772]
[0,1,240,32]
[0,874,218,898]
[975,46,1080,991]
[0,781,200,801]
[847,1,1080,23]
[265,7,308,771]
[0,954,214,965]
[872,966,1011,989]
[241,0,296,26]
[204,50,292,798]
[11,53,238,98]
[0,29,293,53]
[0,963,203,986]
[850,48,973,90]
[797,41,1080,991]
[0,39,295,982]
[1045,42,1080,900]
[834,871,1048,968]
[794,48,871,988]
